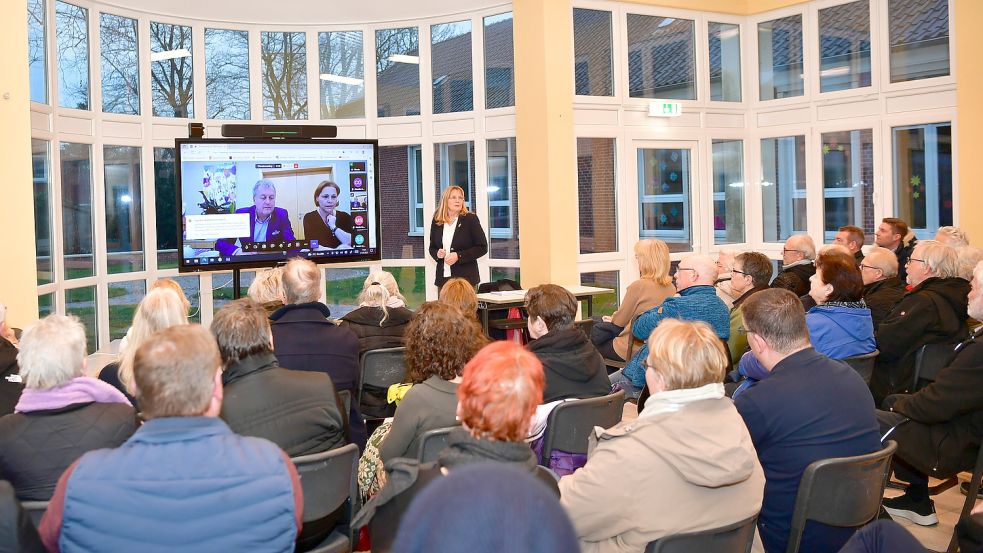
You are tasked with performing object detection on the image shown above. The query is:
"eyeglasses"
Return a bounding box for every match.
[859,264,881,272]
[783,249,801,255]
[732,269,750,277]
[675,267,697,277]
[906,257,926,266]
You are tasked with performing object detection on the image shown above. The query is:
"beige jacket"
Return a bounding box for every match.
[559,396,764,553]
[611,279,675,359]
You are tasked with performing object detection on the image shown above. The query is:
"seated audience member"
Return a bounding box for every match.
[525,284,610,403]
[560,319,764,553]
[0,303,22,416]
[806,250,876,358]
[437,277,478,319]
[935,225,970,249]
[875,260,983,526]
[834,225,866,265]
[354,341,555,553]
[836,520,927,553]
[38,325,303,552]
[715,249,740,308]
[99,287,189,406]
[591,239,675,362]
[247,267,285,315]
[0,315,137,501]
[959,246,983,282]
[800,244,853,312]
[614,255,730,399]
[871,240,969,404]
[378,302,488,464]
[734,289,880,553]
[860,247,907,330]
[771,234,817,297]
[875,217,917,282]
[339,271,414,355]
[394,464,578,553]
[214,298,346,456]
[271,257,364,448]
[727,252,773,365]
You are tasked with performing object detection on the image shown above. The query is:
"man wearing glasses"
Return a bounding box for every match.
[870,240,970,404]
[771,235,817,297]
[859,246,907,330]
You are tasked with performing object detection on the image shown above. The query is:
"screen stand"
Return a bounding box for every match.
[232,268,242,300]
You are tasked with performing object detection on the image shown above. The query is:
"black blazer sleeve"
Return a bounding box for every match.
[452,213,488,264]
[428,220,442,262]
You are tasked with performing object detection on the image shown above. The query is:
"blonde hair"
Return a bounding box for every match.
[282,257,322,304]
[17,315,87,389]
[357,271,406,325]
[434,186,470,225]
[248,267,285,304]
[646,319,728,391]
[914,240,960,279]
[635,240,672,286]
[118,287,189,394]
[439,278,478,316]
[936,226,970,248]
[151,278,191,312]
[958,246,983,281]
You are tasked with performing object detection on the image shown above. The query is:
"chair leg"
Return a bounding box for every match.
[948,466,983,552]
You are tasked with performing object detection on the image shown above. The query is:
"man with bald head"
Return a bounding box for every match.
[611,255,730,398]
[771,234,817,297]
[860,246,906,330]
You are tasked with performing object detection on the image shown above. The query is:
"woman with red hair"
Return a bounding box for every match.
[353,341,559,553]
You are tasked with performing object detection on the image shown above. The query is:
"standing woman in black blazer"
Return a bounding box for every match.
[429,186,488,289]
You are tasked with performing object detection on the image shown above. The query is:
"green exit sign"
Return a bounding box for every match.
[648,101,682,117]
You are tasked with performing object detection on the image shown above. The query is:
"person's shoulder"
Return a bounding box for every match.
[235,205,254,214]
[273,206,290,217]
[302,210,318,221]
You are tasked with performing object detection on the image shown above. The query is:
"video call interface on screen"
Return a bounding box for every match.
[178,140,379,270]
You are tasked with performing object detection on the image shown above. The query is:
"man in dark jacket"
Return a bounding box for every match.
[871,240,969,405]
[875,217,917,283]
[860,246,907,330]
[878,259,983,526]
[0,306,21,416]
[771,234,817,297]
[524,284,610,402]
[214,298,346,456]
[271,257,365,449]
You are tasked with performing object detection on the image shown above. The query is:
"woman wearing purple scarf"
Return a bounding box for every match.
[0,315,138,501]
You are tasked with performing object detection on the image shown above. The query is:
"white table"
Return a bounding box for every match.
[475,285,613,334]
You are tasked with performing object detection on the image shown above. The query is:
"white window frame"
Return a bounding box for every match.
[892,121,951,240]
[407,144,424,236]
[635,144,694,245]
[486,137,513,239]
[820,128,871,242]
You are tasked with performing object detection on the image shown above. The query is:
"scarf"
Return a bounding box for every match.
[822,299,868,309]
[638,382,725,419]
[15,376,133,413]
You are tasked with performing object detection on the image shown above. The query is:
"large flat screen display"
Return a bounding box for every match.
[176,138,381,272]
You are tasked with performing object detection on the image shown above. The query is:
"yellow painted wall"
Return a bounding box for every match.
[955,0,983,243]
[0,0,39,328]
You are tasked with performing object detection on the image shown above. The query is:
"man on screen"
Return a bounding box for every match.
[216,180,296,256]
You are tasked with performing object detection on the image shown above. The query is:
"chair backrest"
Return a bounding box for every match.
[912,343,957,391]
[358,347,406,411]
[645,515,758,553]
[418,426,459,463]
[784,440,897,553]
[292,443,359,525]
[842,349,879,384]
[337,389,352,417]
[20,500,48,527]
[540,391,626,465]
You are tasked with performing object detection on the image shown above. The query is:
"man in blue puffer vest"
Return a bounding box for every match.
[39,324,303,553]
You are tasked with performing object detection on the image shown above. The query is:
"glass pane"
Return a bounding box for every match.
[580,271,620,317]
[104,146,144,273]
[712,139,745,244]
[205,28,250,120]
[822,129,874,242]
[154,147,178,269]
[150,22,194,118]
[432,21,473,114]
[172,275,201,323]
[325,267,369,318]
[379,145,424,259]
[261,31,308,120]
[573,9,613,97]
[100,13,140,114]
[319,31,364,119]
[889,0,949,82]
[55,1,89,110]
[65,286,97,352]
[388,266,426,308]
[28,0,47,104]
[38,293,54,319]
[488,138,518,259]
[212,271,254,314]
[484,12,514,109]
[490,267,519,284]
[627,14,696,100]
[376,27,420,117]
[60,142,94,279]
[893,123,952,238]
[761,135,807,242]
[758,15,804,100]
[709,22,742,102]
[33,140,53,285]
[108,279,145,340]
[578,137,618,254]
[434,142,476,208]
[638,148,692,253]
[819,1,871,93]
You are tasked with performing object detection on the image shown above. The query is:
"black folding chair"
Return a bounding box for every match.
[19,500,47,528]
[645,515,758,553]
[1,482,43,552]
[911,343,958,392]
[539,391,625,466]
[842,349,878,384]
[293,443,360,553]
[948,437,983,552]
[417,426,459,463]
[784,440,897,553]
[357,347,406,420]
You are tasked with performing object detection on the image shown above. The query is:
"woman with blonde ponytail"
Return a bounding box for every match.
[339,271,414,355]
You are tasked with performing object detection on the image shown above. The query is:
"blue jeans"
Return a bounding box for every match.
[608,369,642,400]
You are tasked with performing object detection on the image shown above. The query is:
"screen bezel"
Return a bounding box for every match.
[175,137,382,273]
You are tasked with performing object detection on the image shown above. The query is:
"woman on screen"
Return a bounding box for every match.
[429,186,488,289]
[303,180,353,249]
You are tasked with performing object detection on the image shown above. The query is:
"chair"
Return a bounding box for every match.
[418,426,459,463]
[0,482,44,551]
[539,391,626,466]
[911,343,957,392]
[842,349,878,383]
[19,500,47,528]
[337,389,351,417]
[784,440,897,553]
[293,443,360,553]
[644,515,758,553]
[948,437,983,553]
[357,347,406,420]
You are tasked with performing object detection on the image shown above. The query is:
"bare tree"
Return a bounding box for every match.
[55,1,90,110]
[150,22,194,118]
[261,31,308,120]
[319,31,363,119]
[205,28,250,120]
[100,14,140,115]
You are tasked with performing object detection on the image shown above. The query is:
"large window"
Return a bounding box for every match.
[893,123,952,239]
[150,22,194,118]
[889,0,950,83]
[55,1,89,110]
[103,146,144,274]
[573,8,614,97]
[33,140,52,284]
[709,22,741,102]
[154,147,178,269]
[60,142,94,279]
[28,0,46,104]
[431,21,473,114]
[434,142,475,209]
[581,271,620,317]
[758,15,804,100]
[483,13,514,109]
[326,268,369,318]
[818,0,871,93]
[487,138,518,259]
[760,135,807,242]
[627,14,696,100]
[66,286,97,352]
[822,129,874,242]
[376,27,420,117]
[100,13,140,115]
[712,140,745,244]
[638,147,692,252]
[318,31,364,119]
[378,144,424,259]
[205,28,250,120]
[261,31,308,120]
[578,138,618,254]
[109,280,144,339]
